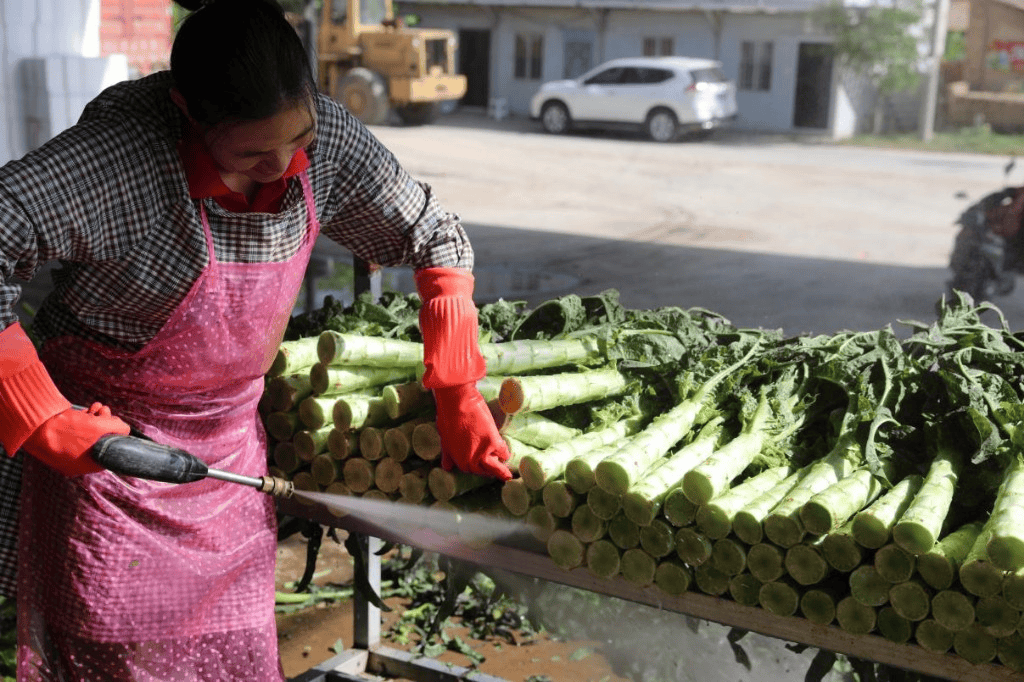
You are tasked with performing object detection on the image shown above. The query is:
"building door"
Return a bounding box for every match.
[458,29,491,107]
[563,30,595,79]
[792,42,834,129]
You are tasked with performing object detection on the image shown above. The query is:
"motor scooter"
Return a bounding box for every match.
[948,157,1024,302]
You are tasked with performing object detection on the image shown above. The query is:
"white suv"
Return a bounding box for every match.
[529,56,738,142]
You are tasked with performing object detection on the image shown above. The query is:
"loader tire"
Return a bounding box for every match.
[396,102,440,125]
[334,68,389,126]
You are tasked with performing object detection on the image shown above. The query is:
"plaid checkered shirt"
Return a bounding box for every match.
[0,71,472,349]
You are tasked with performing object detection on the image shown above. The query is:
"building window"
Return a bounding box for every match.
[739,41,773,91]
[643,37,674,56]
[515,34,544,80]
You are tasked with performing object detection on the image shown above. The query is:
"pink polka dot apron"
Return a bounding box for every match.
[20,172,320,681]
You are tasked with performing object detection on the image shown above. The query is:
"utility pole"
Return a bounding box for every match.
[919,0,953,141]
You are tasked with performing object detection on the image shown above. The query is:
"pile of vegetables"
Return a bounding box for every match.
[263,287,1024,676]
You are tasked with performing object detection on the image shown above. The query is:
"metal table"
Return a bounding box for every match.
[285,256,1023,682]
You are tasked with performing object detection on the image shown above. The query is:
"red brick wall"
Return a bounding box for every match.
[101,0,173,75]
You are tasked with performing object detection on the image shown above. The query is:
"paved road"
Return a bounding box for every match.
[17,111,1024,340]
[362,110,1024,337]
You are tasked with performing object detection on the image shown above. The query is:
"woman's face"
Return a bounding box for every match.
[203,102,316,184]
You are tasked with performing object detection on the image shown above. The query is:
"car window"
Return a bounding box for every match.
[583,67,625,85]
[639,68,674,84]
[690,67,729,84]
[619,67,674,85]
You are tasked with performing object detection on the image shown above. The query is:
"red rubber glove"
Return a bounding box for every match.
[0,322,130,476]
[416,267,512,481]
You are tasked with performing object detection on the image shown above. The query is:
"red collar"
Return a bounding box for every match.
[178,127,309,213]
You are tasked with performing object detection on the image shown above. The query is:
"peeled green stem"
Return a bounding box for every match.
[729,573,763,607]
[892,442,961,556]
[888,580,931,622]
[800,588,838,626]
[317,331,423,367]
[746,542,786,583]
[518,420,640,491]
[876,606,913,644]
[917,521,984,591]
[1003,567,1024,610]
[975,595,1021,637]
[852,474,924,550]
[501,479,541,517]
[621,418,725,526]
[564,441,627,494]
[498,368,629,415]
[784,542,829,586]
[267,374,313,412]
[571,505,608,544]
[674,527,713,566]
[915,619,954,653]
[501,412,581,449]
[662,488,699,527]
[874,543,916,584]
[800,462,896,536]
[298,396,338,430]
[960,523,1006,598]
[639,519,677,559]
[480,336,603,375]
[542,481,580,519]
[265,410,301,442]
[586,485,621,521]
[731,469,805,546]
[710,537,748,576]
[595,407,720,497]
[836,596,876,635]
[428,468,491,502]
[986,456,1024,571]
[621,548,657,587]
[547,529,586,570]
[998,633,1024,672]
[294,426,333,461]
[311,364,417,397]
[608,512,641,550]
[696,465,796,541]
[693,562,730,596]
[656,559,694,597]
[820,520,863,573]
[332,393,390,431]
[381,381,433,420]
[762,433,862,549]
[953,623,998,665]
[849,565,890,607]
[586,540,622,579]
[931,589,976,632]
[269,337,321,377]
[759,579,800,617]
[683,429,767,507]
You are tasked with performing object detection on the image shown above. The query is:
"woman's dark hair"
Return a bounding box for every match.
[171,0,317,126]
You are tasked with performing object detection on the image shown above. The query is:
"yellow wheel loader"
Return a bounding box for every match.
[317,0,467,125]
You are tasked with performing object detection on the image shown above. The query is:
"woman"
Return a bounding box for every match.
[0,0,511,678]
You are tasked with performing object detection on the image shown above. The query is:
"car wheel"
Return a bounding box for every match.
[646,109,678,143]
[541,102,571,135]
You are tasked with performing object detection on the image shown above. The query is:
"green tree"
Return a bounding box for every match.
[813,0,924,133]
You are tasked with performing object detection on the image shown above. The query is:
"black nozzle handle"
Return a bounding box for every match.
[92,435,209,484]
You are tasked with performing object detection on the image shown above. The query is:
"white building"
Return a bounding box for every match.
[397,0,934,137]
[0,0,130,164]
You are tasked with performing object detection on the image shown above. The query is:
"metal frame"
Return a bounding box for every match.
[290,256,1023,682]
[280,497,1024,682]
